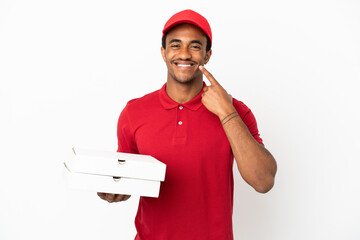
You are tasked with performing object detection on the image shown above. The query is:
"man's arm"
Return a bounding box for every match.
[220,111,277,193]
[200,65,277,193]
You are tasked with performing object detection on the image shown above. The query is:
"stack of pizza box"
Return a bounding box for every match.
[64,147,166,198]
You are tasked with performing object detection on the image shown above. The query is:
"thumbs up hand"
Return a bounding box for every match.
[199,65,236,119]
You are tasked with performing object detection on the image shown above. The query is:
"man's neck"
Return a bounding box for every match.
[165,79,204,104]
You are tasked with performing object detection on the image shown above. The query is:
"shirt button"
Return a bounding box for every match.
[179,106,183,110]
[178,121,183,125]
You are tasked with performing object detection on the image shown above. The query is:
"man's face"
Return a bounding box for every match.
[161,24,212,85]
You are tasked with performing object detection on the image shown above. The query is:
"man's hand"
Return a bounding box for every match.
[97,192,131,203]
[199,65,235,119]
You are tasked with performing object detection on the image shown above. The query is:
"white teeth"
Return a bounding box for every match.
[177,64,191,67]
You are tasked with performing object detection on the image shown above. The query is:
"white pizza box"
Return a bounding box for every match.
[70,147,166,181]
[64,162,161,198]
[63,147,166,198]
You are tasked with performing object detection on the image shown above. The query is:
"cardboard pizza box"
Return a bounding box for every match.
[64,147,166,198]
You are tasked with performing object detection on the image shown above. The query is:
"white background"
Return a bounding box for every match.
[1,0,359,239]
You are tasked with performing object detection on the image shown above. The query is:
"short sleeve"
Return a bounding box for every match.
[233,99,264,145]
[117,103,139,154]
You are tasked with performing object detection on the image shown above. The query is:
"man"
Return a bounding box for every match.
[98,9,277,240]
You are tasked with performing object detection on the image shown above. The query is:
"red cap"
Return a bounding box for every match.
[162,9,212,45]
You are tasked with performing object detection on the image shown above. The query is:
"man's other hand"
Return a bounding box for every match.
[97,192,131,203]
[199,65,235,119]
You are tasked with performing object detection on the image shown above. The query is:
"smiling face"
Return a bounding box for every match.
[161,24,212,85]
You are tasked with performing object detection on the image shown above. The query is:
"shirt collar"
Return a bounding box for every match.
[159,82,206,111]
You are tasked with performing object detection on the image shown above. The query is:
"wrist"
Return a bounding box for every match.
[218,105,237,120]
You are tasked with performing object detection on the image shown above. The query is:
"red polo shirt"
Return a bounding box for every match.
[117,83,263,240]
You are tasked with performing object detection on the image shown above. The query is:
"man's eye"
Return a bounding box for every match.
[171,44,180,48]
[191,45,201,49]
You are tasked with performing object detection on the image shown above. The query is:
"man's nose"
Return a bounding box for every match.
[178,47,191,60]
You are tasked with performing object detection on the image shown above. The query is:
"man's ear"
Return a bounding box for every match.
[161,46,166,62]
[204,49,212,64]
